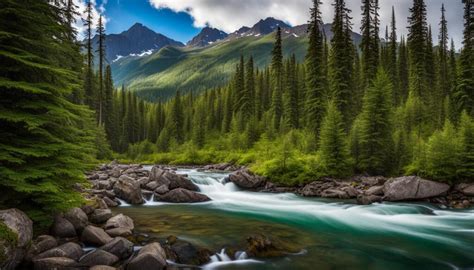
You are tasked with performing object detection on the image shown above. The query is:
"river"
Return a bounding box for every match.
[115,168,474,270]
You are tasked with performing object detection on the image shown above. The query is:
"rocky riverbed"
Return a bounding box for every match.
[1,162,473,270]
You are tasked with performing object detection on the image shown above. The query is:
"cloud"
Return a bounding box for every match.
[73,0,108,40]
[149,0,464,48]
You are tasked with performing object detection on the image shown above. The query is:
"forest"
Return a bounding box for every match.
[0,0,473,222]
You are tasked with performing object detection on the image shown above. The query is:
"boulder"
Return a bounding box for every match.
[78,249,119,267]
[100,237,133,259]
[166,238,211,265]
[81,225,113,246]
[383,176,450,201]
[33,257,80,270]
[127,242,167,270]
[145,181,160,191]
[50,216,76,238]
[365,185,384,196]
[137,177,151,188]
[97,180,112,190]
[458,183,474,196]
[361,176,386,186]
[113,177,144,205]
[228,169,265,189]
[155,185,169,195]
[26,235,58,261]
[0,208,33,270]
[90,209,113,224]
[356,194,383,205]
[64,207,89,231]
[245,234,292,258]
[110,167,122,178]
[105,228,132,237]
[34,242,83,261]
[166,172,199,191]
[341,186,359,198]
[90,266,116,270]
[104,214,134,231]
[103,197,119,208]
[149,166,166,183]
[321,189,349,199]
[155,188,210,203]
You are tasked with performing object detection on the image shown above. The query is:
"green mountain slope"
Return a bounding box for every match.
[111,34,308,101]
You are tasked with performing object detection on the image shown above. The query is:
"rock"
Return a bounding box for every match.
[127,242,167,270]
[228,169,265,189]
[383,176,450,201]
[90,266,116,270]
[245,234,289,258]
[149,166,166,182]
[155,188,210,203]
[110,167,122,178]
[81,205,95,216]
[105,228,132,237]
[97,180,112,190]
[78,249,119,267]
[26,235,58,261]
[0,208,33,270]
[167,239,211,265]
[145,181,160,191]
[155,185,169,195]
[137,177,151,188]
[64,207,89,231]
[341,186,359,198]
[166,172,199,191]
[321,189,349,199]
[459,183,474,196]
[113,177,144,205]
[81,225,113,246]
[105,214,134,231]
[103,197,119,208]
[50,216,76,238]
[90,209,113,224]
[100,237,133,259]
[361,176,386,186]
[34,242,83,261]
[299,181,324,196]
[356,194,383,205]
[33,257,80,270]
[365,185,384,196]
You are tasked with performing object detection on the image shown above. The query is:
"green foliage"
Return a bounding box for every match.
[457,112,474,180]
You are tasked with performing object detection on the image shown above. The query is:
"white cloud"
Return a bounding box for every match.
[73,0,108,40]
[149,0,464,48]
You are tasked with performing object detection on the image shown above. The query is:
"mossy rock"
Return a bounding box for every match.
[0,221,18,264]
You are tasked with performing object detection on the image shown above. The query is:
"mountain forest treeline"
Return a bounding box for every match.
[0,0,473,223]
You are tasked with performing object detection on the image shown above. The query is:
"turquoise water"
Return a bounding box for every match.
[116,169,474,270]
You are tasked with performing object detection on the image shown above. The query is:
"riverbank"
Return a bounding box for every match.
[1,162,473,269]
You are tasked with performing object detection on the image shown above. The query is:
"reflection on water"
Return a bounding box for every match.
[115,168,474,270]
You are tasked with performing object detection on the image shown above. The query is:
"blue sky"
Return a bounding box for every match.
[85,0,465,48]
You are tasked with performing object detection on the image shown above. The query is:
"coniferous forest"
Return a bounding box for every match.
[1,0,474,219]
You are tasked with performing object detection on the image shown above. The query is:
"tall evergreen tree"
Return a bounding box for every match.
[398,36,409,103]
[388,6,399,104]
[271,27,284,131]
[305,0,326,134]
[83,0,95,108]
[170,90,184,143]
[244,56,255,117]
[285,55,299,129]
[438,4,450,99]
[96,15,106,125]
[360,0,380,85]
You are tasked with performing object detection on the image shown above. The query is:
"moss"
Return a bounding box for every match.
[0,221,18,264]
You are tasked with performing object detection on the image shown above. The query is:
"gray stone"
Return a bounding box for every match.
[105,228,132,237]
[81,225,113,246]
[228,169,265,189]
[365,185,384,196]
[78,249,118,267]
[33,257,80,270]
[104,214,134,231]
[0,208,33,270]
[113,177,144,205]
[103,197,119,207]
[100,237,133,259]
[357,194,383,205]
[34,242,83,261]
[383,176,450,201]
[26,235,58,261]
[321,189,349,199]
[51,216,76,238]
[154,185,169,195]
[155,188,210,203]
[90,209,113,224]
[127,242,167,270]
[90,266,117,270]
[64,207,89,231]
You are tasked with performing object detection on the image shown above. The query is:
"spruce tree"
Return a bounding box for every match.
[96,15,106,125]
[388,6,399,104]
[170,90,184,143]
[360,0,380,85]
[398,36,409,103]
[357,69,393,175]
[0,0,96,220]
[305,0,326,133]
[438,4,450,99]
[244,56,255,117]
[83,0,95,108]
[318,101,352,177]
[271,27,284,131]
[285,55,299,129]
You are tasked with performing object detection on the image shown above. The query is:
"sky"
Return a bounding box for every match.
[75,0,466,48]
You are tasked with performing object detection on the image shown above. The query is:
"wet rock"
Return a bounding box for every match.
[81,205,95,216]
[81,225,113,246]
[321,189,349,199]
[361,176,387,186]
[127,242,167,270]
[155,188,210,203]
[365,185,384,196]
[228,169,266,189]
[105,214,134,231]
[33,257,80,270]
[341,186,359,198]
[90,266,116,270]
[166,172,199,191]
[90,209,113,224]
[26,235,58,261]
[146,181,160,191]
[78,249,119,267]
[51,216,76,238]
[245,234,288,258]
[137,177,151,188]
[34,242,83,261]
[155,185,169,195]
[64,207,89,232]
[384,176,450,201]
[458,183,474,196]
[103,197,119,208]
[356,194,383,205]
[166,238,211,265]
[97,180,112,190]
[113,177,144,205]
[0,208,33,270]
[149,166,167,184]
[105,227,132,237]
[100,237,133,259]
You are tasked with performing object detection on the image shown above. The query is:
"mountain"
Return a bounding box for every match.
[110,20,362,102]
[188,27,228,47]
[91,23,184,62]
[227,17,290,39]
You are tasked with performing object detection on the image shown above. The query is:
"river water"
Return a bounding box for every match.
[116,168,474,270]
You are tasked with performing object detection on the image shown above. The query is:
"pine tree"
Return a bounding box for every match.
[0,0,97,221]
[458,112,474,180]
[104,66,115,146]
[271,27,284,131]
[192,102,206,148]
[357,69,393,175]
[360,0,380,85]
[305,0,326,133]
[438,4,450,99]
[96,15,106,125]
[83,0,95,108]
[285,55,299,129]
[244,56,255,117]
[398,36,409,103]
[318,101,352,177]
[388,6,399,104]
[170,90,184,143]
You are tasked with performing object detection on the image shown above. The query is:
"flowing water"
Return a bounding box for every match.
[115,168,474,270]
